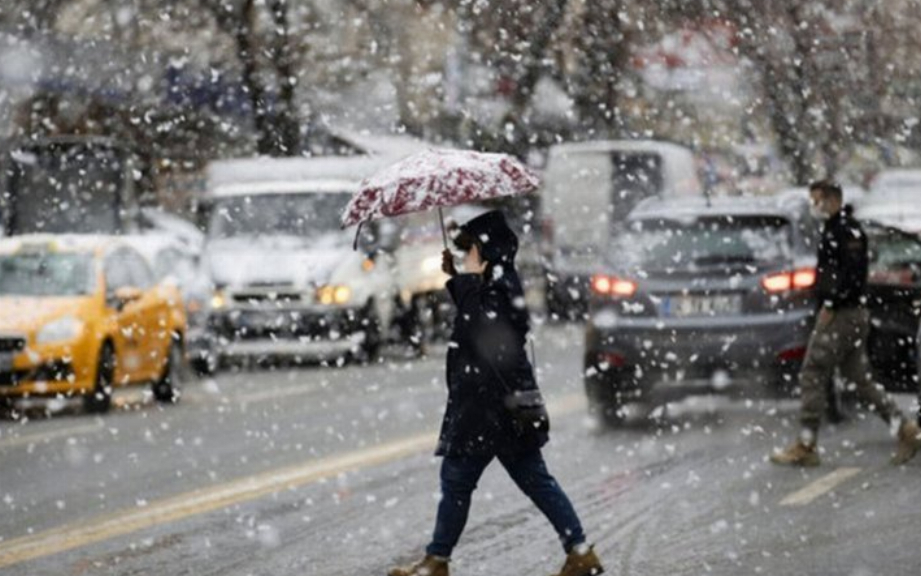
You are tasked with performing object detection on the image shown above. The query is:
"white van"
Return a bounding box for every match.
[540,140,703,317]
[193,155,410,367]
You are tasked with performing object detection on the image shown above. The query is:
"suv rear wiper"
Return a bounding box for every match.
[692,255,757,266]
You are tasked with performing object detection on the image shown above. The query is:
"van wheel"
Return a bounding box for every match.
[359,301,382,362]
[153,340,183,403]
[84,344,115,414]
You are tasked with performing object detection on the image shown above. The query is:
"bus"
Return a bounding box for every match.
[1,136,141,236]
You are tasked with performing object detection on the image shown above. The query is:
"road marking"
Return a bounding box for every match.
[0,392,584,568]
[779,467,862,507]
[0,423,105,450]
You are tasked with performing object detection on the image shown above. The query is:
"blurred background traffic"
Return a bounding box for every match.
[1,1,920,420]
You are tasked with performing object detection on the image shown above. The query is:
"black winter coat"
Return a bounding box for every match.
[435,211,548,457]
[815,206,868,311]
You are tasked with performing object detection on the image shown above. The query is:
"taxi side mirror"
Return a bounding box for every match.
[111,286,143,310]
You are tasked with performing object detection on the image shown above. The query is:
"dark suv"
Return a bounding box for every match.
[584,195,921,425]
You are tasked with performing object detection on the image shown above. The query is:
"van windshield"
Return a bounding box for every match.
[207,192,351,240]
[613,216,793,271]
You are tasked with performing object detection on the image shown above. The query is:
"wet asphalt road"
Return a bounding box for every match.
[1,324,919,576]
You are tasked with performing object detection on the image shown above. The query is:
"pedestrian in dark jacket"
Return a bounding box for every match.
[770,180,921,467]
[389,211,603,576]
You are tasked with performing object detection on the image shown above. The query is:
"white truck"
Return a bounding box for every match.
[193,155,412,368]
[539,140,704,318]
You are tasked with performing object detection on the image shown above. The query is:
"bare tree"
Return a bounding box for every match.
[200,0,301,156]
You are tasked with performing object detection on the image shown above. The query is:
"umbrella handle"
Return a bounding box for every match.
[438,207,448,249]
[353,221,364,251]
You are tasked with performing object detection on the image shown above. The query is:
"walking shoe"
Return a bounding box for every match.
[551,545,604,576]
[769,440,820,467]
[387,555,449,576]
[892,420,921,465]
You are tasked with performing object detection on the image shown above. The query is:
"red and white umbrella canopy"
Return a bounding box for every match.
[341,148,540,228]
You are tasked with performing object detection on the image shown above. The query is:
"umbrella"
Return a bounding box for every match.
[341,148,540,249]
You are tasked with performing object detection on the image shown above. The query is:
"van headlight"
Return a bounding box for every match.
[211,290,227,310]
[421,255,442,274]
[37,316,83,344]
[317,285,352,305]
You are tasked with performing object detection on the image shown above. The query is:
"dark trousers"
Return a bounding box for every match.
[426,449,586,558]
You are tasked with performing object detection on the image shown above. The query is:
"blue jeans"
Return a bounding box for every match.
[426,450,586,558]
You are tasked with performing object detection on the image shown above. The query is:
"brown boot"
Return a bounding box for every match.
[892,420,921,465]
[551,545,604,576]
[769,440,820,467]
[387,555,449,576]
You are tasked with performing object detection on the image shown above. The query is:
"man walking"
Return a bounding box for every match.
[771,181,921,467]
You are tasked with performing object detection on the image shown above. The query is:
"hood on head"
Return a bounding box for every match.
[459,210,518,266]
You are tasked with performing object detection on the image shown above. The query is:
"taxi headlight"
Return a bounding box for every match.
[37,316,83,344]
[317,285,352,305]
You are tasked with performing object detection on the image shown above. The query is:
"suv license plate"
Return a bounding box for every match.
[666,295,742,317]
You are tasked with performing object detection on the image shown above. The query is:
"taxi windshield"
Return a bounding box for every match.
[0,252,95,296]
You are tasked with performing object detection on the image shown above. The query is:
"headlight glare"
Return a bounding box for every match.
[211,291,226,309]
[37,316,83,344]
[317,285,352,305]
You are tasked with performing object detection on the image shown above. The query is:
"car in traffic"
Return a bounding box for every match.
[539,140,704,319]
[853,169,921,234]
[123,232,214,375]
[195,156,409,367]
[583,195,921,425]
[0,235,187,413]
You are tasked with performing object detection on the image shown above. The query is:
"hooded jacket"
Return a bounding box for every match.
[435,211,548,457]
[815,205,868,310]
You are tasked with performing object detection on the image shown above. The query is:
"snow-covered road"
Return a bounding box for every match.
[1,325,919,575]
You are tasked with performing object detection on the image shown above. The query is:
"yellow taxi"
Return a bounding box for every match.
[0,235,187,413]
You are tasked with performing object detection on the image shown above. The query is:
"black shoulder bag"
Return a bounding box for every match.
[484,337,550,439]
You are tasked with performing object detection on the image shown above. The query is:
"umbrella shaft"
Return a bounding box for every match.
[438,207,448,249]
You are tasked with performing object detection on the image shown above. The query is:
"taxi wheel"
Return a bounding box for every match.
[153,340,183,404]
[84,344,114,414]
[0,397,16,420]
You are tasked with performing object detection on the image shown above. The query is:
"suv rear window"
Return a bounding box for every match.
[614,215,793,271]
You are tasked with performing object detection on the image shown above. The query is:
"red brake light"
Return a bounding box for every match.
[591,274,612,294]
[792,268,816,289]
[762,272,792,293]
[591,274,637,297]
[763,268,816,293]
[612,279,638,297]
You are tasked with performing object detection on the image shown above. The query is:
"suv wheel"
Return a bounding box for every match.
[585,373,625,427]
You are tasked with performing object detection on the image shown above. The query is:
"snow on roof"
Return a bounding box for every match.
[330,129,431,158]
[206,131,431,192]
[210,179,360,198]
[629,195,792,221]
[0,234,126,255]
[547,139,695,157]
[206,155,398,192]
[775,186,867,209]
[870,169,921,193]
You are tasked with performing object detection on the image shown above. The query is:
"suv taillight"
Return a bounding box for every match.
[763,268,816,293]
[591,274,638,297]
